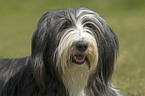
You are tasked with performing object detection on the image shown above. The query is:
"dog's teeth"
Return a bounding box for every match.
[74,55,85,62]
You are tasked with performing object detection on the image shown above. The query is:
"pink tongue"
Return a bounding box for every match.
[74,55,85,62]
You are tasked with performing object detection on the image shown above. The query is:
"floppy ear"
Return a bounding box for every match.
[31,16,50,89]
[87,25,119,95]
[98,25,119,84]
[31,32,46,89]
[30,11,66,89]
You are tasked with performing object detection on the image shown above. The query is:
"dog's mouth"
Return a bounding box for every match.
[72,54,86,65]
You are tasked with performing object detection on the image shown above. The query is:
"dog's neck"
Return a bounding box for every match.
[62,63,89,96]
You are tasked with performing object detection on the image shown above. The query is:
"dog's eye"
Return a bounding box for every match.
[85,23,95,29]
[59,22,70,32]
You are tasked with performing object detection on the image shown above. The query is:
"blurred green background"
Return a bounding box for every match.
[0,0,145,95]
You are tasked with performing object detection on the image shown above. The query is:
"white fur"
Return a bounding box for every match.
[55,9,99,96]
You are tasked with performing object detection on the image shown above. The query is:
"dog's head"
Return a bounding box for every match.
[31,7,118,95]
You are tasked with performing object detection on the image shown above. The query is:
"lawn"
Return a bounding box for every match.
[0,0,145,95]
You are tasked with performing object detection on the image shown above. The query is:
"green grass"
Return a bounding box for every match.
[0,0,145,95]
[109,12,145,96]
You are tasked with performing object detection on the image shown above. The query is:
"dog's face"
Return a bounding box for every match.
[31,7,119,95]
[54,9,99,94]
[56,10,99,72]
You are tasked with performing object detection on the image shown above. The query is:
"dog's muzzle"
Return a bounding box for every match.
[71,41,89,65]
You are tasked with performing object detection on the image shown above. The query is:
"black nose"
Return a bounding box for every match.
[76,41,88,52]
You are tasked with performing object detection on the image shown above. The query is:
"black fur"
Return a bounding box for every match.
[0,8,120,96]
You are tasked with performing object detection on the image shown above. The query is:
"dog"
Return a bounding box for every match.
[0,7,122,96]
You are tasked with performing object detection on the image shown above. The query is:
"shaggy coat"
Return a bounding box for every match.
[0,8,121,96]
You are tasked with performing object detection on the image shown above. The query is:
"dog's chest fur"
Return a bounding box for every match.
[62,63,89,96]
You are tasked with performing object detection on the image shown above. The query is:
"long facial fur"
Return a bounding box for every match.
[55,12,99,95]
[52,8,119,96]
